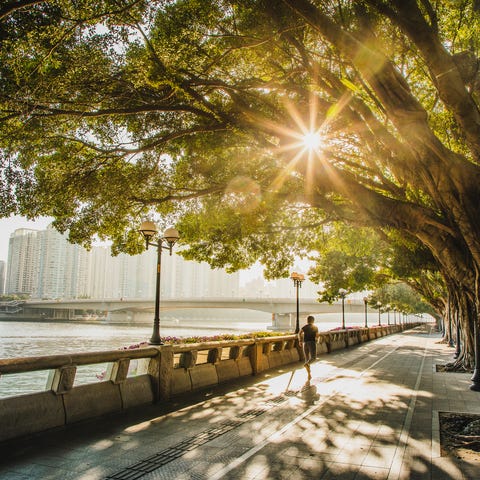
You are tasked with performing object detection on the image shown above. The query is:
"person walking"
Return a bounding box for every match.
[298,315,319,380]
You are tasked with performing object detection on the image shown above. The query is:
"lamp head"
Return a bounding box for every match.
[163,227,180,246]
[338,288,347,297]
[290,272,305,282]
[139,220,158,247]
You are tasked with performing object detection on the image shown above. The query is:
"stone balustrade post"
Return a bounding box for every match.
[47,365,77,394]
[107,358,130,384]
[229,346,241,360]
[250,340,264,375]
[148,346,173,402]
[207,348,222,364]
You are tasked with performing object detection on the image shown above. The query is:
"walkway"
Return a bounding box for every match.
[1,326,479,479]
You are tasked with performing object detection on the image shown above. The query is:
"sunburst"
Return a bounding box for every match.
[302,131,323,151]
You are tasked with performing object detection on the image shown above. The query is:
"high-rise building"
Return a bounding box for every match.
[0,260,5,295]
[34,226,89,299]
[167,251,240,298]
[241,272,319,299]
[6,229,38,295]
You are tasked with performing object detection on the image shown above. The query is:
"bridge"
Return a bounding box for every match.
[15,297,374,327]
[24,297,366,314]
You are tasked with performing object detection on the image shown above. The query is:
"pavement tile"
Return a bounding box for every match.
[362,446,396,468]
[354,466,389,479]
[0,470,31,480]
[335,445,370,466]
[322,461,359,479]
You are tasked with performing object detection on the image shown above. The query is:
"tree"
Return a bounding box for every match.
[307,223,441,305]
[308,223,388,303]
[1,1,480,372]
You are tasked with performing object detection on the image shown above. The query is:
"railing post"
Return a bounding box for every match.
[107,358,130,384]
[208,348,222,364]
[250,340,264,375]
[148,346,173,402]
[47,365,77,394]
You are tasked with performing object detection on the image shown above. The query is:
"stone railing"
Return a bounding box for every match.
[0,323,415,443]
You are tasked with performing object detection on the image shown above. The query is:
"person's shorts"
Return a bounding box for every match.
[303,341,317,364]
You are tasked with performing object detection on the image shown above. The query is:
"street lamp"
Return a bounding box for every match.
[139,221,180,345]
[290,272,305,334]
[386,304,391,325]
[363,296,369,328]
[376,301,382,326]
[339,288,347,330]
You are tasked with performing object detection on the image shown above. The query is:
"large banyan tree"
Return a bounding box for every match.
[1,1,480,376]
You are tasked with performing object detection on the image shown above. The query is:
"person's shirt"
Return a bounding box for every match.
[301,323,318,342]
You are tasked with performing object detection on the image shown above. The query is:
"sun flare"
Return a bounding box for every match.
[302,131,322,151]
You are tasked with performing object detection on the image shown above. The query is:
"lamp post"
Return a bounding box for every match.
[377,301,382,326]
[386,304,391,325]
[290,272,305,334]
[339,288,347,330]
[139,221,180,345]
[363,296,369,328]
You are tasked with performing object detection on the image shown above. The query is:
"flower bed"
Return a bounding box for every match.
[160,331,291,344]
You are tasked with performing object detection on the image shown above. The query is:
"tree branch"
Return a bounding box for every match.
[0,0,45,20]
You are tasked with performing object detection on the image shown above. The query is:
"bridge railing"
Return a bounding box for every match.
[0,323,416,443]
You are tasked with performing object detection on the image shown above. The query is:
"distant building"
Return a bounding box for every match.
[5,226,240,300]
[5,229,38,295]
[0,260,5,295]
[34,226,89,299]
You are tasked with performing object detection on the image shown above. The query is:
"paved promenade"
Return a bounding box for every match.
[1,326,479,479]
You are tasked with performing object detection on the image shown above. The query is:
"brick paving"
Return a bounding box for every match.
[1,326,479,479]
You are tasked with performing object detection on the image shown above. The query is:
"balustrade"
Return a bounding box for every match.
[0,323,417,443]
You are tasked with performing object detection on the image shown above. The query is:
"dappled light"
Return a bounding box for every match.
[1,328,475,479]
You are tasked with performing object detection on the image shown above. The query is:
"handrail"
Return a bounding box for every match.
[0,347,160,374]
[0,335,297,375]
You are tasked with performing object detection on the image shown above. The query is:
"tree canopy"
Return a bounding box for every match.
[2,1,480,366]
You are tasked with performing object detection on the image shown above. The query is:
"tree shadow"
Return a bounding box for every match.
[1,331,475,479]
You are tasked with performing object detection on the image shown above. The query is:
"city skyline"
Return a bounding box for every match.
[2,222,320,300]
[5,226,241,300]
[0,216,317,292]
